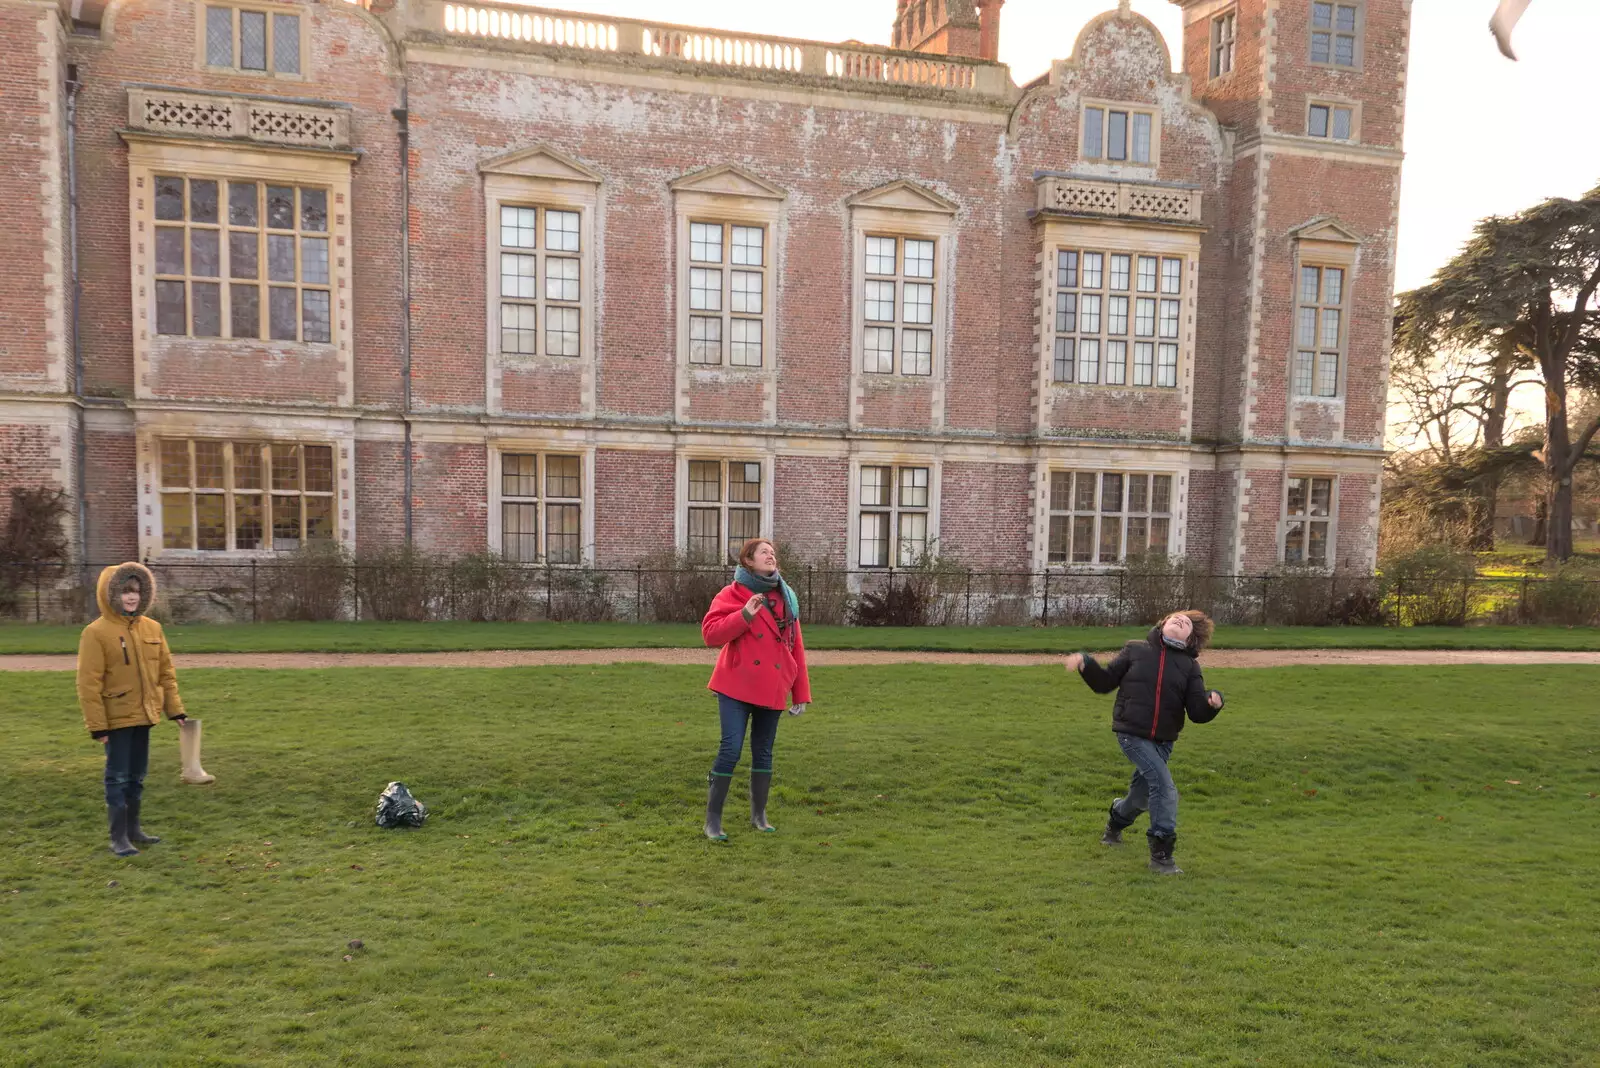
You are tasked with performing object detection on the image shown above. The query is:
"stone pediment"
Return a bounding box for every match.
[669,164,786,200]
[846,179,958,215]
[478,145,602,183]
[1289,216,1362,244]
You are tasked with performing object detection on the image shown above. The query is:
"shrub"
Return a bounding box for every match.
[1381,546,1479,626]
[548,568,614,622]
[259,543,350,622]
[638,552,728,623]
[444,554,536,622]
[354,545,440,621]
[1510,562,1600,626]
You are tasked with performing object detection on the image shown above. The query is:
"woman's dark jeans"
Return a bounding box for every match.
[712,693,782,777]
[104,725,152,807]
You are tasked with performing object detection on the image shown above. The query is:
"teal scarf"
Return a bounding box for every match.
[735,565,800,624]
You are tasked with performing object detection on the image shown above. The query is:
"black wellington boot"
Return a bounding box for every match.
[1147,832,1182,875]
[750,771,775,833]
[704,773,732,841]
[126,799,160,845]
[108,806,139,857]
[1101,801,1136,846]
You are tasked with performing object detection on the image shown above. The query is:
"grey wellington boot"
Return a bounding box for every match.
[126,799,160,845]
[107,806,139,857]
[1147,833,1183,875]
[704,773,732,841]
[1101,801,1136,846]
[750,771,775,832]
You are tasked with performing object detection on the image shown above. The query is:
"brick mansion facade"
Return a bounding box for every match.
[0,0,1408,574]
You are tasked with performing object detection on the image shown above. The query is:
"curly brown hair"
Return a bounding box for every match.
[1164,609,1214,651]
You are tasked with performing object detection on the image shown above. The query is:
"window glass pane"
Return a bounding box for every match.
[302,290,331,344]
[688,460,721,503]
[160,440,191,488]
[1128,474,1149,514]
[1316,353,1339,397]
[1108,110,1128,160]
[1161,258,1182,294]
[1287,477,1307,517]
[1083,108,1103,159]
[1108,296,1129,336]
[1324,268,1344,306]
[689,316,721,364]
[547,503,581,563]
[156,281,187,335]
[1293,351,1315,396]
[859,512,888,567]
[1309,105,1329,138]
[864,327,895,374]
[1080,294,1101,334]
[502,453,538,498]
[1336,4,1357,31]
[273,13,301,74]
[1110,255,1131,291]
[546,306,579,357]
[205,6,234,66]
[156,228,185,275]
[230,283,260,338]
[300,188,327,232]
[689,267,722,311]
[1105,340,1127,385]
[546,257,582,303]
[730,226,763,266]
[1284,521,1306,563]
[1135,297,1155,337]
[1310,478,1333,517]
[1056,291,1077,333]
[729,318,762,367]
[501,206,537,249]
[240,11,267,70]
[1332,107,1353,140]
[728,509,761,558]
[234,443,265,491]
[305,496,334,542]
[190,180,218,225]
[1083,253,1103,290]
[1137,256,1157,292]
[1334,36,1354,65]
[194,441,224,489]
[1152,475,1172,514]
[267,234,296,283]
[1131,112,1152,163]
[1049,471,1071,512]
[1157,344,1179,388]
[192,282,222,337]
[1308,521,1329,563]
[902,282,934,325]
[861,466,891,508]
[1311,32,1331,63]
[1133,341,1154,386]
[1053,337,1074,383]
[865,280,895,322]
[196,493,227,551]
[501,304,536,355]
[904,239,935,279]
[271,445,300,491]
[1048,514,1071,564]
[1150,517,1171,556]
[266,186,295,230]
[272,495,302,551]
[501,502,538,562]
[229,232,259,279]
[1057,250,1078,288]
[234,494,263,550]
[903,329,932,376]
[303,446,333,494]
[1101,473,1124,513]
[189,231,220,278]
[1126,516,1149,555]
[1159,300,1180,339]
[162,492,193,549]
[1321,308,1341,349]
[866,236,897,276]
[1077,338,1100,384]
[1297,307,1317,347]
[899,467,929,508]
[730,270,762,314]
[1074,472,1097,512]
[1071,515,1094,563]
[546,210,580,253]
[1098,516,1122,563]
[501,253,536,299]
[301,237,329,285]
[690,222,722,263]
[1313,2,1333,28]
[897,512,928,566]
[155,176,185,221]
[687,508,720,561]
[729,462,762,503]
[229,181,258,227]
[546,456,581,499]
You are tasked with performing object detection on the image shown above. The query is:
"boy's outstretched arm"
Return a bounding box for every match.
[1185,669,1225,723]
[1070,646,1132,694]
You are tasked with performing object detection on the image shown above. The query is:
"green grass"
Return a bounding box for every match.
[3,664,1599,1065]
[5,620,1600,656]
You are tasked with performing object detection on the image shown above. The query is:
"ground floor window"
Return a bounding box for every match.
[1283,475,1334,564]
[499,452,583,564]
[159,439,334,552]
[858,464,931,567]
[1047,470,1173,565]
[687,459,763,563]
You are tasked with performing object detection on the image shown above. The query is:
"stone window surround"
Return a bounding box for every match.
[1210,7,1237,79]
[674,447,775,563]
[195,0,311,81]
[1030,456,1190,573]
[480,146,602,418]
[134,416,355,562]
[122,133,357,407]
[1045,468,1177,566]
[486,443,596,565]
[1308,0,1363,70]
[1281,471,1339,566]
[845,455,942,571]
[848,184,957,384]
[1305,96,1362,143]
[1079,97,1163,169]
[1289,222,1360,403]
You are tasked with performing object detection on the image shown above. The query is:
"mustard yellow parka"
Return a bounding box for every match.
[76,563,185,736]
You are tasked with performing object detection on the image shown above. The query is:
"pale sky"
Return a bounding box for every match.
[516,0,1600,296]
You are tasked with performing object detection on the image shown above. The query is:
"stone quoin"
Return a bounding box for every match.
[0,0,1404,575]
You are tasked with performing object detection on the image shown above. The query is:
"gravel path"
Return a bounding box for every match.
[5,648,1600,672]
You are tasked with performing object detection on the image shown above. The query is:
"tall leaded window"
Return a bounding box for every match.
[1284,476,1334,564]
[688,222,766,368]
[499,205,582,358]
[1083,105,1155,164]
[863,236,936,376]
[1211,10,1237,77]
[1047,471,1172,565]
[154,177,331,343]
[1310,2,1359,67]
[159,439,334,552]
[1052,249,1180,388]
[1308,102,1355,141]
[500,453,583,564]
[203,6,301,75]
[858,465,930,567]
[1294,265,1345,397]
[687,459,763,562]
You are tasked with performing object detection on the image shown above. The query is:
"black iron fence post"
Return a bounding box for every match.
[251,559,258,623]
[806,565,813,611]
[1117,570,1126,626]
[1041,569,1051,626]
[546,565,554,620]
[34,564,41,623]
[353,565,361,622]
[1519,575,1529,621]
[635,565,642,622]
[886,567,895,621]
[1260,576,1270,626]
[964,569,973,626]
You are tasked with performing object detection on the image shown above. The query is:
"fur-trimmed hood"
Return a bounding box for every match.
[96,562,156,623]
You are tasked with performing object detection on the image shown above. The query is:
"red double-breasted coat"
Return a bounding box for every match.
[702,582,812,710]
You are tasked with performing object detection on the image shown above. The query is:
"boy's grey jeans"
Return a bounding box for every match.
[1111,734,1178,838]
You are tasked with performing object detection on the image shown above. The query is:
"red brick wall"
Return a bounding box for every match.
[683,377,766,425]
[773,455,849,561]
[1239,466,1285,573]
[355,438,407,549]
[939,461,1031,566]
[0,423,64,535]
[1183,468,1222,570]
[1335,471,1379,569]
[594,448,674,565]
[85,428,136,561]
[0,7,61,390]
[411,441,487,552]
[501,365,584,418]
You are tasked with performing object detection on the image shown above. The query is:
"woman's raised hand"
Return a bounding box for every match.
[742,594,765,619]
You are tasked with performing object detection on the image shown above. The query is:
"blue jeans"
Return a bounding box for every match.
[712,693,782,777]
[104,725,151,807]
[1111,734,1178,838]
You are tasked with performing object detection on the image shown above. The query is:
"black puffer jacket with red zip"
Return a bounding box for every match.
[1077,626,1223,742]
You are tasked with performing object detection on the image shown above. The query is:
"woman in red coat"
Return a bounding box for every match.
[700,537,812,840]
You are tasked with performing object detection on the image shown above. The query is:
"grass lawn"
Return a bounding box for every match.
[3,664,1598,1065]
[5,620,1600,656]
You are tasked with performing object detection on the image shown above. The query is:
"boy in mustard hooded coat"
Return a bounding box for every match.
[77,562,187,856]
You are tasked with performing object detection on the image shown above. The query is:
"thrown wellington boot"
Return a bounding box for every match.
[750,770,776,833]
[1147,832,1183,875]
[704,773,732,841]
[107,806,139,857]
[179,719,214,785]
[126,799,160,845]
[1101,801,1136,846]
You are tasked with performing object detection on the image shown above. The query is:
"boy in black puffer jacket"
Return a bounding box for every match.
[1065,610,1225,875]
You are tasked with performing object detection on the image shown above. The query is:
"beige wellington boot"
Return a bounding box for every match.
[179,718,215,784]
